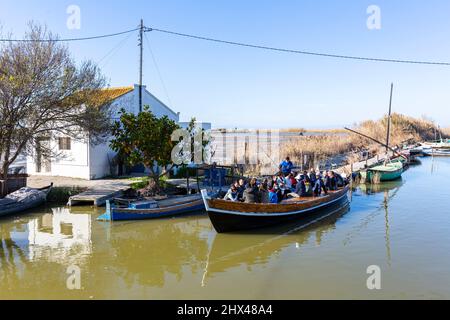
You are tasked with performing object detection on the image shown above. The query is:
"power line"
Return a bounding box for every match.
[147,27,450,66]
[0,27,140,42]
[144,33,174,109]
[97,32,134,67]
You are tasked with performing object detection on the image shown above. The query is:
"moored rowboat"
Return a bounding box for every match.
[97,194,205,221]
[360,161,403,183]
[201,186,350,233]
[0,184,53,217]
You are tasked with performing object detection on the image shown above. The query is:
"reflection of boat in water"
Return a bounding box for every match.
[358,180,404,195]
[201,204,350,285]
[201,187,349,233]
[101,217,211,288]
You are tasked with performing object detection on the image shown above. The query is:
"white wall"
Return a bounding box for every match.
[26,136,91,180]
[27,85,180,180]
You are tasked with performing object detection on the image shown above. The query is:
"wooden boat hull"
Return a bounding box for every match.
[201,187,349,233]
[0,184,53,218]
[98,195,205,221]
[360,168,403,182]
[360,160,403,183]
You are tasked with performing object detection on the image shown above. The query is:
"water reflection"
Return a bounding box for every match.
[28,208,91,264]
[346,180,404,266]
[202,204,350,286]
[2,158,450,299]
[103,218,211,288]
[0,207,92,294]
[358,180,404,195]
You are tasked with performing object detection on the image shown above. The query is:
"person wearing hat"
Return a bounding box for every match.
[294,174,308,197]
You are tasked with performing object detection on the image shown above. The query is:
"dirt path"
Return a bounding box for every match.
[27,175,133,189]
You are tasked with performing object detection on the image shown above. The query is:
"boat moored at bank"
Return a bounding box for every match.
[201,186,350,233]
[97,194,206,221]
[0,184,53,217]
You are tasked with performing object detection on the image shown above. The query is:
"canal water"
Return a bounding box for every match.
[1,157,449,300]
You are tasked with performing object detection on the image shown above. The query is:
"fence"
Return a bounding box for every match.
[0,174,28,197]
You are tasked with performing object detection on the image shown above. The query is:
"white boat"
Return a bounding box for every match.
[410,145,433,157]
[431,148,450,156]
[423,139,450,150]
[0,184,53,217]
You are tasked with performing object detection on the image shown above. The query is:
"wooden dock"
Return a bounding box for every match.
[68,184,131,207]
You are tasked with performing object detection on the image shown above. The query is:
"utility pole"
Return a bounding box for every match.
[139,19,144,113]
[386,83,394,153]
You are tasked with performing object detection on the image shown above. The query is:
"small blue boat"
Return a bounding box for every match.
[97,194,205,221]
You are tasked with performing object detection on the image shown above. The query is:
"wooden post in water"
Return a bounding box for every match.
[300,150,304,171]
[244,139,250,165]
[186,167,191,195]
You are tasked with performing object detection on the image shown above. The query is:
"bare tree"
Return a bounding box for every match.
[0,23,110,195]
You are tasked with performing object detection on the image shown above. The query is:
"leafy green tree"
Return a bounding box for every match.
[110,106,180,193]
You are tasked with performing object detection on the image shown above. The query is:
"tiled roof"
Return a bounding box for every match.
[89,86,134,107]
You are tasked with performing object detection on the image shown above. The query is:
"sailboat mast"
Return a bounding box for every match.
[386,83,394,153]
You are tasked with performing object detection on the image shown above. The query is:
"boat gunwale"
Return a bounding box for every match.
[202,186,349,217]
[110,198,203,215]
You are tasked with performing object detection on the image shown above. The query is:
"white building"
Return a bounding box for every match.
[27,85,180,180]
[179,122,212,131]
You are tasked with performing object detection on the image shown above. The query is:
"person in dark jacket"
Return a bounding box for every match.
[243,178,259,203]
[237,179,246,201]
[335,173,345,187]
[325,171,337,191]
[309,169,317,185]
[294,175,308,197]
[313,173,328,196]
[259,182,270,204]
[324,171,330,189]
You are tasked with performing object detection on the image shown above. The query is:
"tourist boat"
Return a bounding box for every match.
[97,194,206,221]
[360,161,403,183]
[0,184,53,217]
[200,186,350,233]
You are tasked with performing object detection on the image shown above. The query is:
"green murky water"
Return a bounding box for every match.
[1,157,450,300]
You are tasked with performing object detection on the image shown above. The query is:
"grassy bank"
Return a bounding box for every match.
[281,113,445,168]
[47,186,88,203]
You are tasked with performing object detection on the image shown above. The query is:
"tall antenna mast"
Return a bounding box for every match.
[386,83,394,152]
[139,19,144,112]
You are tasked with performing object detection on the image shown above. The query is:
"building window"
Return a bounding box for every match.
[58,137,71,151]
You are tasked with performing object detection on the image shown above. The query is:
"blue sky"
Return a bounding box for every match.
[1,0,449,128]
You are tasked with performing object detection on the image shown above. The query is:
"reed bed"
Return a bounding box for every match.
[281,113,443,168]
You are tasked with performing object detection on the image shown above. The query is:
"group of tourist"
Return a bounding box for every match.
[223,157,347,204]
